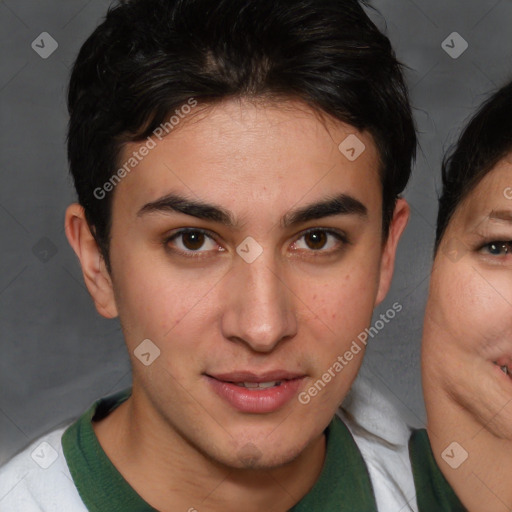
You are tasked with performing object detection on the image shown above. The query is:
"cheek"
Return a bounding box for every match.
[111,249,226,345]
[429,263,512,355]
[297,265,379,347]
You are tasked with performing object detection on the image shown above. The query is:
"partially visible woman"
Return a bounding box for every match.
[420,80,512,512]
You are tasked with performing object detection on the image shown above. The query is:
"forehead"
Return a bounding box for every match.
[113,98,383,221]
[454,158,512,228]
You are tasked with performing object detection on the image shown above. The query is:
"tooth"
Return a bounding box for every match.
[258,381,279,388]
[243,382,260,388]
[235,381,281,388]
[501,366,509,375]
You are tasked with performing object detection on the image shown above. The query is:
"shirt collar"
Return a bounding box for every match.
[62,388,377,512]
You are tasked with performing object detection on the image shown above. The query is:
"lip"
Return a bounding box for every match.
[209,370,305,383]
[494,355,512,369]
[205,371,306,413]
[493,358,512,380]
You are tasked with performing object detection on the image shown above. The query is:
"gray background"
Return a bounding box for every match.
[1,0,511,465]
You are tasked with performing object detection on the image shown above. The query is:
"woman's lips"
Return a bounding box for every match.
[205,372,306,413]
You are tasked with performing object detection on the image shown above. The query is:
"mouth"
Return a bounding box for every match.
[233,381,283,389]
[205,371,306,413]
[493,358,512,379]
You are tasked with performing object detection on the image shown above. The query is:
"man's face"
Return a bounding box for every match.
[423,157,512,440]
[89,98,401,469]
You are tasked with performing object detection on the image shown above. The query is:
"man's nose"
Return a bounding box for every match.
[220,251,298,353]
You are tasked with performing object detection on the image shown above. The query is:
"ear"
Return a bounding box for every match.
[64,203,118,319]
[375,198,410,305]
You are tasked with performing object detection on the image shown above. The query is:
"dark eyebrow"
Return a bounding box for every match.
[281,194,367,227]
[137,192,368,227]
[137,193,236,225]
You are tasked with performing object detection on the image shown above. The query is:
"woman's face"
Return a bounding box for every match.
[423,155,512,439]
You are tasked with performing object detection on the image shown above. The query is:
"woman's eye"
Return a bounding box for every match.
[165,229,220,255]
[292,229,346,253]
[481,241,512,256]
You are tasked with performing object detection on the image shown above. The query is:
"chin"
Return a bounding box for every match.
[209,440,307,471]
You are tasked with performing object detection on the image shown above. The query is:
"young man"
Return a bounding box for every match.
[0,0,417,510]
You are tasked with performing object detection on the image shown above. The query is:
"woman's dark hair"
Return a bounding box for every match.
[67,0,416,270]
[435,80,512,252]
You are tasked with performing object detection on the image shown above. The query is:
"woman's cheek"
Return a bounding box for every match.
[445,264,512,352]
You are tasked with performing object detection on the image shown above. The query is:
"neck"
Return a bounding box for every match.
[92,389,326,512]
[426,389,512,512]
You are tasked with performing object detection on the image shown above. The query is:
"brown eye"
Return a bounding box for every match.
[182,231,206,250]
[165,229,220,256]
[292,228,347,254]
[304,230,328,250]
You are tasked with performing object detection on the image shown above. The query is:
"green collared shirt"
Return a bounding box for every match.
[409,429,466,511]
[62,388,378,511]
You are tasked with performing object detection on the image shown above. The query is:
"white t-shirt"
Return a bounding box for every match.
[0,425,87,511]
[340,376,419,512]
